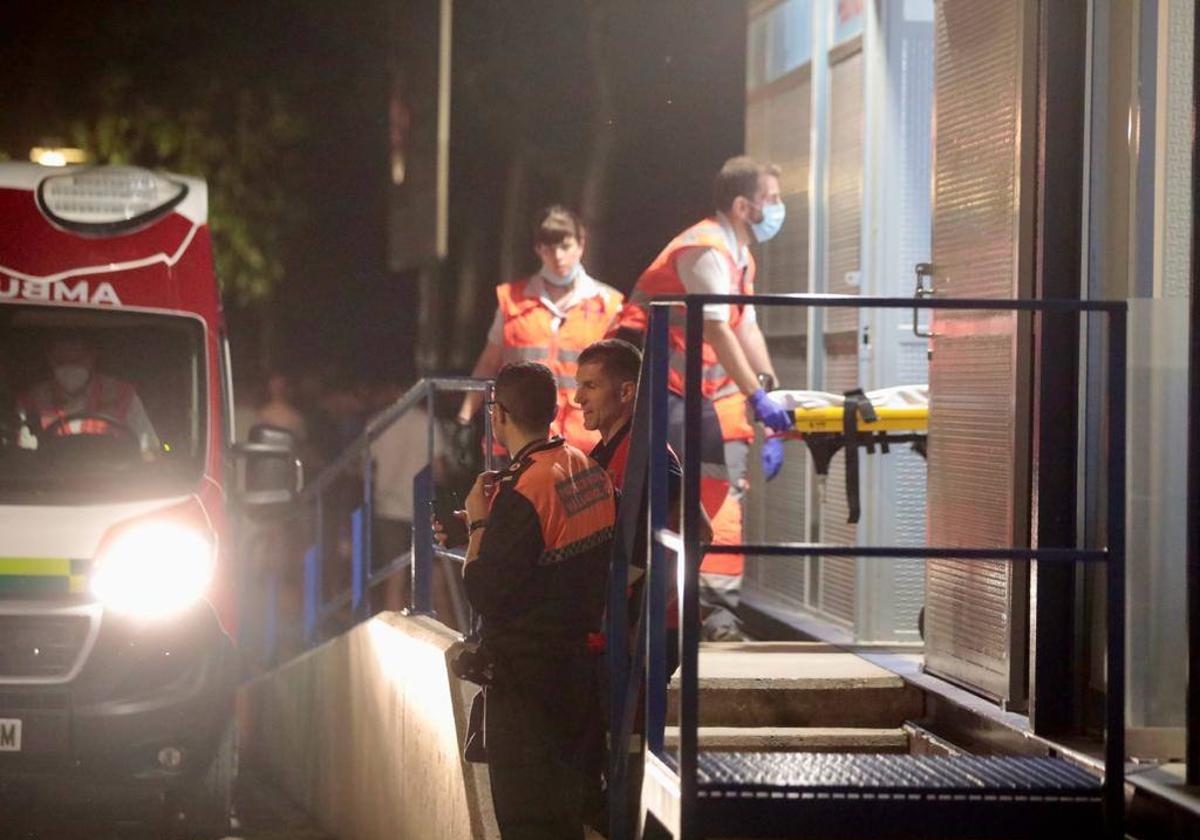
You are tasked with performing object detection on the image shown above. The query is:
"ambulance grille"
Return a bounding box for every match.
[0,615,91,679]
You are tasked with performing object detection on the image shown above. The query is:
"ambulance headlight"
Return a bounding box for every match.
[91,522,215,620]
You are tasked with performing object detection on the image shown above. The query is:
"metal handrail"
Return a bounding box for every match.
[619,293,1127,840]
[297,377,491,502]
[242,376,494,666]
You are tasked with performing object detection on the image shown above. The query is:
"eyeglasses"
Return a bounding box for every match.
[485,399,506,415]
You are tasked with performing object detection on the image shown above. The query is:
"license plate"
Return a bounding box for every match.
[0,719,21,751]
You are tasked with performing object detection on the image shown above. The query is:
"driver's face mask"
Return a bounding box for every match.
[53,364,91,395]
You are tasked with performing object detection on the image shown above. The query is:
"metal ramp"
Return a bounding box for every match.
[612,294,1126,840]
[645,752,1102,839]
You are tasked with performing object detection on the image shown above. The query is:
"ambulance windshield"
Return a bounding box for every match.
[0,305,207,503]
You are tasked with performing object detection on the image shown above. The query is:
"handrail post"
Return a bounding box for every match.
[351,505,368,620]
[483,379,495,473]
[265,565,279,665]
[606,337,657,840]
[679,301,704,840]
[411,464,435,615]
[646,304,671,756]
[1104,308,1127,838]
[304,496,324,646]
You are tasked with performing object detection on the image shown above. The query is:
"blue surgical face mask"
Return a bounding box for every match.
[539,263,581,288]
[750,201,786,243]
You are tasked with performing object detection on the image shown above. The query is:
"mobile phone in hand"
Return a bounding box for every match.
[432,490,468,548]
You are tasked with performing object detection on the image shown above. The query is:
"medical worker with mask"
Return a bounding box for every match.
[608,156,791,640]
[456,206,624,455]
[19,333,160,453]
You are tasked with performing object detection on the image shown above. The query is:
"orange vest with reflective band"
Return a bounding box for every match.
[496,277,624,453]
[706,394,751,577]
[610,218,756,401]
[713,392,754,442]
[19,375,136,436]
[495,437,617,568]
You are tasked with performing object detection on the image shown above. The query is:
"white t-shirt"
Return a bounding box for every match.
[371,408,444,522]
[675,213,757,325]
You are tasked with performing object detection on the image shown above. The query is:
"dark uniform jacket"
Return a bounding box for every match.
[464,436,617,658]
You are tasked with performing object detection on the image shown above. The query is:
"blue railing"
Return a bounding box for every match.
[606,293,1128,839]
[240,377,493,666]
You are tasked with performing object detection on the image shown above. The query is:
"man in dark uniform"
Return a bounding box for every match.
[461,361,617,840]
[575,339,711,608]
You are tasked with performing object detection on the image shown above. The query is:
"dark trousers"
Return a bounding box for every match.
[485,654,602,840]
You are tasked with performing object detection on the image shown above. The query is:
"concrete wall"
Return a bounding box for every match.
[239,614,499,840]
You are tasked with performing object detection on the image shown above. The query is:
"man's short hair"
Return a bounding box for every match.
[577,339,642,386]
[713,156,782,213]
[495,362,558,431]
[532,205,586,247]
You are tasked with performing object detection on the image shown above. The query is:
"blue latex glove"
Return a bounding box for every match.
[748,388,794,432]
[761,437,785,481]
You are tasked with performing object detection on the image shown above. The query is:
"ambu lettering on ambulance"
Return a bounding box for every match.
[0,277,122,306]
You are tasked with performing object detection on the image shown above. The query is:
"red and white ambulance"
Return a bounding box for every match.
[0,163,293,836]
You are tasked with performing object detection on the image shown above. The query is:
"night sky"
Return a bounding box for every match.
[0,1,745,383]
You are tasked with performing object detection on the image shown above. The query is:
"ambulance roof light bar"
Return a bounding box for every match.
[37,166,189,235]
[30,146,89,167]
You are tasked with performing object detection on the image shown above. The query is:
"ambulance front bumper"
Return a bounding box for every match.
[0,599,236,801]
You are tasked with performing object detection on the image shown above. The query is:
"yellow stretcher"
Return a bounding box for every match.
[772,385,929,524]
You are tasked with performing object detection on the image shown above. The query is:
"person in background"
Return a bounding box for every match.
[455,205,624,458]
[255,371,307,446]
[368,380,445,611]
[232,373,263,444]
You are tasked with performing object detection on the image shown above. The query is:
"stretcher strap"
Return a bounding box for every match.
[841,389,874,525]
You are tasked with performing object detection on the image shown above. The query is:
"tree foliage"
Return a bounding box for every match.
[67,72,305,307]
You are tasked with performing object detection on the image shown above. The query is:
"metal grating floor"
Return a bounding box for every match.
[682,753,1102,801]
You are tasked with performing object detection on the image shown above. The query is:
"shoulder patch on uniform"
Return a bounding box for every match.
[555,463,611,516]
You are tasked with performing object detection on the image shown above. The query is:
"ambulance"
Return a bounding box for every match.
[0,163,295,836]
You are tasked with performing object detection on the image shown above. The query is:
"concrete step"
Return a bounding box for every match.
[663,726,910,753]
[668,642,925,728]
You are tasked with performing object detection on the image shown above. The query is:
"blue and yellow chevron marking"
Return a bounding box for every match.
[0,557,89,596]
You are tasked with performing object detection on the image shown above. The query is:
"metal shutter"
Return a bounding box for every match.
[815,43,864,628]
[745,70,812,609]
[858,6,935,643]
[924,0,1036,705]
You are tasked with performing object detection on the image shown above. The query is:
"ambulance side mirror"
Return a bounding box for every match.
[234,424,304,507]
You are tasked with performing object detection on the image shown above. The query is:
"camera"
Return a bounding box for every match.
[450,641,496,686]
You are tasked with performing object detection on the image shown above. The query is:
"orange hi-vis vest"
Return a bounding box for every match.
[704,390,752,578]
[611,217,757,401]
[466,436,617,653]
[19,374,136,437]
[497,437,617,568]
[496,277,624,453]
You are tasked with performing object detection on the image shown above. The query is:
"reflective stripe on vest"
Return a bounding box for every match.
[20,375,136,436]
[610,218,757,399]
[501,345,550,363]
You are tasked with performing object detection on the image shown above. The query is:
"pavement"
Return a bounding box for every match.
[231,768,335,840]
